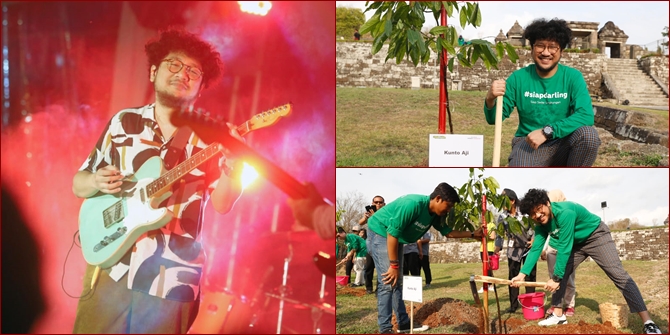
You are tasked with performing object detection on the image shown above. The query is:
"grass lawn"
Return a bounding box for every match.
[336,87,668,167]
[336,260,669,334]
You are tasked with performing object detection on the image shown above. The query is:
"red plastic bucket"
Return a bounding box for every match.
[489,254,499,270]
[518,292,545,320]
[336,276,349,286]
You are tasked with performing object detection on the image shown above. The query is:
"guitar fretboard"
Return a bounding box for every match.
[145,144,222,197]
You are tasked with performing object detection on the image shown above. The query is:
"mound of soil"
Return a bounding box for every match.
[389,298,628,334]
[509,320,627,334]
[336,285,367,297]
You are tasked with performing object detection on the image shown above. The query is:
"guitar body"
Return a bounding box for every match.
[79,156,173,268]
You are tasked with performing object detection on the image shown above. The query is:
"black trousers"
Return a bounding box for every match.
[402,252,421,276]
[364,253,376,291]
[508,256,536,310]
[419,255,432,285]
[345,258,354,283]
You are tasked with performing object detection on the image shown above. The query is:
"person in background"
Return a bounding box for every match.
[542,189,576,317]
[354,29,361,41]
[337,227,367,287]
[359,196,386,294]
[402,242,421,277]
[498,188,536,313]
[478,220,497,293]
[417,231,432,289]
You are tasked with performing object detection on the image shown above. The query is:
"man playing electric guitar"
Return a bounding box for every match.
[72,28,244,334]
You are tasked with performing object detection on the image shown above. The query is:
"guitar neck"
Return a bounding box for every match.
[146,144,222,198]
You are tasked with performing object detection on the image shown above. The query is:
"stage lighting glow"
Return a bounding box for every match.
[238,1,272,16]
[240,162,259,190]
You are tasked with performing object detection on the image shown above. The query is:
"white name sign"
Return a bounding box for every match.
[428,134,484,167]
[402,276,423,303]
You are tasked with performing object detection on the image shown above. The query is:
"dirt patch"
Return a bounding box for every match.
[336,285,367,297]
[509,320,627,334]
[387,298,627,334]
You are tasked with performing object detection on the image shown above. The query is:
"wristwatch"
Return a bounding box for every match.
[542,125,554,140]
[551,274,562,282]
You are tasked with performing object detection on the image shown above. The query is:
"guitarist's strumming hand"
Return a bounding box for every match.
[94,165,125,194]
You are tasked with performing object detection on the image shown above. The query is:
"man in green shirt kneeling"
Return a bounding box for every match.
[484,18,601,166]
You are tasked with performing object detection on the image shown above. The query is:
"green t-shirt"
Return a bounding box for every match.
[367,194,453,244]
[521,201,601,279]
[483,63,594,139]
[344,233,367,257]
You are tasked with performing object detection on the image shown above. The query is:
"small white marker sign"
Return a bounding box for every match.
[402,276,423,303]
[428,134,484,167]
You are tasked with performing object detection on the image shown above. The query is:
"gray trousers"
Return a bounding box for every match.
[546,245,576,308]
[509,126,601,166]
[552,222,647,313]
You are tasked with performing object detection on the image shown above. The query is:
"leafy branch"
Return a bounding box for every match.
[360,1,518,71]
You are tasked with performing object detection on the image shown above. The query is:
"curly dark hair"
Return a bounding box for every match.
[519,188,550,216]
[523,18,572,50]
[430,182,460,204]
[145,28,223,89]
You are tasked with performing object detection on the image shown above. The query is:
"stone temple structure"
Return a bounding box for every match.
[496,20,644,59]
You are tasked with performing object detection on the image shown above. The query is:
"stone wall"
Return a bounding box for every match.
[337,42,670,97]
[639,56,669,90]
[429,227,668,264]
[594,105,669,147]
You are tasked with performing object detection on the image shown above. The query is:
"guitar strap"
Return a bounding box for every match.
[163,126,193,170]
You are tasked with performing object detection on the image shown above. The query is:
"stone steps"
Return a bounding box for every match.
[605,59,668,105]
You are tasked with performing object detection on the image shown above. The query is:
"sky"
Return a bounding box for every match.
[336,1,669,47]
[336,168,669,227]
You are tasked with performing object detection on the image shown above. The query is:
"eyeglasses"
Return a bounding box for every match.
[162,59,203,80]
[533,43,560,54]
[373,201,384,204]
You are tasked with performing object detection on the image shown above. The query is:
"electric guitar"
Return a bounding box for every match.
[78,104,292,268]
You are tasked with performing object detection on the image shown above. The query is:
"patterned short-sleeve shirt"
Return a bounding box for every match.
[79,103,223,302]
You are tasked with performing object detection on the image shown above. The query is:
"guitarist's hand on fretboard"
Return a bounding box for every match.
[220,122,245,158]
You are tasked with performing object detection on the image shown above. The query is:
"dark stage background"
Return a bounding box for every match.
[1,1,335,333]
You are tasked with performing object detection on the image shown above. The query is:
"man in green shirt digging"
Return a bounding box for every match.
[366,182,483,333]
[510,189,661,334]
[483,18,601,166]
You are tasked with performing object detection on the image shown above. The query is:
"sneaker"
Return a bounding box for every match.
[488,285,495,292]
[366,290,374,294]
[381,329,394,334]
[397,323,429,333]
[477,287,484,293]
[424,284,431,289]
[564,307,575,316]
[643,322,662,334]
[538,313,567,326]
[545,307,554,316]
[397,323,410,333]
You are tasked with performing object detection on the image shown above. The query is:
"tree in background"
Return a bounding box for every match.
[336,7,365,40]
[335,189,367,231]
